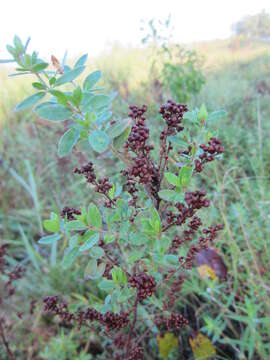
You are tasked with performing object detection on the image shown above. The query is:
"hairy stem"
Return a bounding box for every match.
[126,296,139,357]
[0,319,16,360]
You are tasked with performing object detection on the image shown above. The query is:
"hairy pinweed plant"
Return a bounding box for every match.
[1,36,226,359]
[141,16,205,103]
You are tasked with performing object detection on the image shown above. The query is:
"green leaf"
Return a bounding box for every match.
[83,70,102,90]
[129,232,148,246]
[49,90,68,106]
[157,333,178,359]
[111,266,127,285]
[85,260,106,280]
[113,125,131,149]
[88,130,111,153]
[128,250,144,264]
[107,118,131,139]
[198,103,208,122]
[72,86,82,106]
[84,259,97,279]
[90,246,105,259]
[43,212,60,233]
[38,233,61,245]
[164,254,179,265]
[66,220,87,231]
[31,62,49,72]
[79,233,99,252]
[13,35,24,52]
[6,44,16,57]
[158,189,176,202]
[0,59,15,64]
[104,234,115,244]
[32,82,47,90]
[88,95,111,110]
[15,92,46,112]
[108,184,115,199]
[208,109,227,122]
[87,203,102,229]
[95,262,106,279]
[98,279,115,293]
[55,66,85,86]
[165,172,180,187]
[178,166,192,187]
[62,246,79,269]
[34,102,72,121]
[97,111,112,125]
[118,288,134,303]
[149,208,161,234]
[74,54,88,68]
[80,229,95,242]
[58,127,80,158]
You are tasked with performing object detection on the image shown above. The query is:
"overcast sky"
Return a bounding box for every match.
[1,0,269,60]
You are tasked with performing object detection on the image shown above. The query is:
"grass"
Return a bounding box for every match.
[1,38,270,359]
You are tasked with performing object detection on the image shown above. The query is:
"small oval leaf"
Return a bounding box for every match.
[79,233,99,252]
[83,70,102,90]
[55,66,85,86]
[107,118,131,139]
[15,92,46,112]
[58,128,80,158]
[34,102,73,121]
[88,130,110,153]
[38,233,61,245]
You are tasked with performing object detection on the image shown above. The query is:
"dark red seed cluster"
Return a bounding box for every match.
[128,273,156,301]
[74,162,114,207]
[74,161,96,183]
[155,312,188,331]
[43,295,74,322]
[185,190,210,210]
[0,245,25,299]
[126,105,153,154]
[43,296,129,331]
[169,235,185,252]
[61,206,81,221]
[160,100,188,139]
[166,191,209,229]
[199,224,224,248]
[129,156,157,185]
[103,262,113,279]
[127,345,144,360]
[121,170,138,206]
[113,333,127,349]
[170,216,203,253]
[166,275,184,308]
[195,137,224,172]
[184,244,201,269]
[29,299,37,315]
[95,177,112,194]
[123,105,159,204]
[102,311,130,331]
[165,313,189,330]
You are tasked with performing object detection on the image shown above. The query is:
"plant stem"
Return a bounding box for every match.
[0,320,16,360]
[126,296,139,357]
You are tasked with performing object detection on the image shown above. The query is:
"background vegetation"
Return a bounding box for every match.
[1,13,270,359]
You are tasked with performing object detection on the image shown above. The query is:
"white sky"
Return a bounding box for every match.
[1,0,269,60]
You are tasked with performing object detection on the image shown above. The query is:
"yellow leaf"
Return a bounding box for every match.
[157,332,178,359]
[189,333,216,359]
[197,264,217,280]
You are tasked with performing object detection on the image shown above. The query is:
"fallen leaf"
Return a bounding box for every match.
[157,332,178,359]
[197,264,217,280]
[195,248,227,280]
[189,333,216,359]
